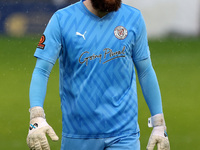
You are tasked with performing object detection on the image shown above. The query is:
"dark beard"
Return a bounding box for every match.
[91,0,122,12]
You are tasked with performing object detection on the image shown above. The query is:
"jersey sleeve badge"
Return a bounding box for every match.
[37,34,46,49]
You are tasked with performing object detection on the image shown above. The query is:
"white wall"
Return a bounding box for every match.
[123,0,200,38]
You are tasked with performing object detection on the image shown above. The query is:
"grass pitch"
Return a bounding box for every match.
[0,36,199,149]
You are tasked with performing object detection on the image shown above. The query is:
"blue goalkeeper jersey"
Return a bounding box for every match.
[34,0,150,138]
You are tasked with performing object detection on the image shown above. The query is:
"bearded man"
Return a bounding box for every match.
[26,0,170,149]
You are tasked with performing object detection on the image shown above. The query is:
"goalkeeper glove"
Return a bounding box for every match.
[146,113,170,150]
[27,106,59,150]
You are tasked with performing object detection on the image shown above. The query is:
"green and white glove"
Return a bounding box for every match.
[147,114,170,150]
[27,107,59,150]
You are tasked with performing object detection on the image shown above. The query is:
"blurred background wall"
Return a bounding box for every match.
[123,0,200,38]
[0,0,78,37]
[0,0,200,38]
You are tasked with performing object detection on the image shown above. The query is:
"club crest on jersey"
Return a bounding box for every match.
[37,34,46,49]
[114,26,128,40]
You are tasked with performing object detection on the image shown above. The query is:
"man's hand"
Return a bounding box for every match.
[146,114,170,150]
[27,107,59,150]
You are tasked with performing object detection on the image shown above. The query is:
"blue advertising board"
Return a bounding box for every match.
[0,0,78,36]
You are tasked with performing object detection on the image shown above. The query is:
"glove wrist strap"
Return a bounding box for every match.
[29,106,45,120]
[148,113,165,127]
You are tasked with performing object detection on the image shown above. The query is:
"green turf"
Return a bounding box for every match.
[0,36,199,149]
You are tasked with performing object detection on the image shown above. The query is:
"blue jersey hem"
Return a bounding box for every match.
[61,129,140,139]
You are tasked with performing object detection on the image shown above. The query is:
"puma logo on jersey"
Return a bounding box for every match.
[76,31,87,40]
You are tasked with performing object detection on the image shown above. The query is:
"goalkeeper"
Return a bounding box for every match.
[27,0,170,150]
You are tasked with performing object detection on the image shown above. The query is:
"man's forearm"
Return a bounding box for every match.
[29,59,53,108]
[135,58,163,116]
